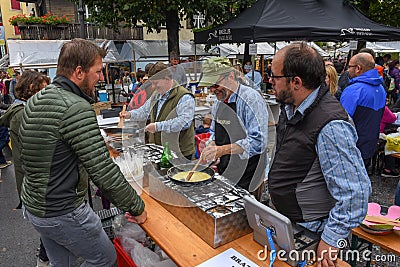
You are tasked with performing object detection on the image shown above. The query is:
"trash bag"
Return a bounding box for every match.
[120,236,140,255]
[131,243,161,267]
[114,220,147,243]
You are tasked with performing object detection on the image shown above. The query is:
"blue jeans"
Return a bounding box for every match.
[0,126,9,164]
[24,202,117,267]
[395,180,400,206]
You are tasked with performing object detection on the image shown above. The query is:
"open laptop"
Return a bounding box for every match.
[244,196,320,266]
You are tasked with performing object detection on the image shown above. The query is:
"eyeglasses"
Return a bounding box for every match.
[348,65,358,69]
[270,73,294,81]
[210,73,229,88]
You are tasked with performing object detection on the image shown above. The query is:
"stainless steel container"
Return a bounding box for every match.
[148,171,252,248]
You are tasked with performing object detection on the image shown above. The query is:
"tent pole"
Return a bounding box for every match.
[261,54,264,87]
[194,42,197,81]
[132,43,137,73]
[105,63,110,84]
[251,55,255,87]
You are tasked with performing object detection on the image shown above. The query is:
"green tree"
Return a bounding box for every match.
[77,0,256,56]
[351,0,400,28]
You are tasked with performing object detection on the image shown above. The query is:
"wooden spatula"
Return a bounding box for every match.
[117,105,126,128]
[186,159,201,181]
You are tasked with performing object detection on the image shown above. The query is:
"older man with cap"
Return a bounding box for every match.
[199,57,268,196]
[121,62,195,159]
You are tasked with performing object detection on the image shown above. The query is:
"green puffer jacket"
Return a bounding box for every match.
[20,75,144,218]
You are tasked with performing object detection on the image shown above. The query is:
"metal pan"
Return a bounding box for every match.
[167,163,215,185]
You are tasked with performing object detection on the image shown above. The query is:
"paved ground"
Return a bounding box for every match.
[1,145,400,266]
[0,149,39,267]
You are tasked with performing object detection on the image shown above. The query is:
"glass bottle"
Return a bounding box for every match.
[159,142,173,168]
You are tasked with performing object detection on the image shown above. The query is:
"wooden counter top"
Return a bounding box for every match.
[351,227,400,255]
[139,191,350,267]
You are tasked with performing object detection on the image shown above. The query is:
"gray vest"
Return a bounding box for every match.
[268,86,348,222]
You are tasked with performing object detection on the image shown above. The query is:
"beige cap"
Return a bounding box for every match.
[198,57,232,86]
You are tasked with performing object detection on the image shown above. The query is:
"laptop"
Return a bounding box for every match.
[244,196,320,266]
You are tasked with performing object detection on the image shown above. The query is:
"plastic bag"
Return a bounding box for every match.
[385,133,400,155]
[120,236,140,255]
[114,221,147,243]
[131,243,161,267]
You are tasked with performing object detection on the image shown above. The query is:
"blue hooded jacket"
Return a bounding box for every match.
[340,69,386,159]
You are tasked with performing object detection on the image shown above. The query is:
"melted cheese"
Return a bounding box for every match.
[172,171,211,182]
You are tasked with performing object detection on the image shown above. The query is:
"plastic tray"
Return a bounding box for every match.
[113,237,137,267]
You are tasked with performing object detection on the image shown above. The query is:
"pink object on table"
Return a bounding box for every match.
[363,202,400,230]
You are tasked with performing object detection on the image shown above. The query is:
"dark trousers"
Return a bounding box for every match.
[0,126,9,164]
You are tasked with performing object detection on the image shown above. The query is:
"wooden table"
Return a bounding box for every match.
[350,227,400,267]
[138,191,350,267]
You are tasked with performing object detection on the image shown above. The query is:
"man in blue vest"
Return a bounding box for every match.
[268,43,370,267]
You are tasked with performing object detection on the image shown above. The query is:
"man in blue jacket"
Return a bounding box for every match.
[340,52,386,170]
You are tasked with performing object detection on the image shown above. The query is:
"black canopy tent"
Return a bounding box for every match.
[194,0,400,44]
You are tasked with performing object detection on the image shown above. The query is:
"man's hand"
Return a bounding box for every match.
[145,123,157,133]
[200,145,225,163]
[125,210,147,224]
[316,239,339,267]
[120,110,131,119]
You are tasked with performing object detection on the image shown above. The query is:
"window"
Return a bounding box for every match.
[10,0,21,10]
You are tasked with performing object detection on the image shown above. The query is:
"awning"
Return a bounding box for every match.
[7,39,123,68]
[120,40,217,61]
[337,42,400,53]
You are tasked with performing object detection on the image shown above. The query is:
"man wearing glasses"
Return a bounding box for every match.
[340,52,386,170]
[198,57,268,198]
[268,43,370,267]
[121,62,195,159]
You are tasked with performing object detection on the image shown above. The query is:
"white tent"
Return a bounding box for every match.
[93,39,123,63]
[120,40,216,62]
[8,40,66,68]
[211,42,275,58]
[376,41,400,54]
[7,39,123,68]
[337,42,400,53]
[272,41,330,57]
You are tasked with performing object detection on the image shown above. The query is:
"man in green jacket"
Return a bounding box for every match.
[20,39,146,266]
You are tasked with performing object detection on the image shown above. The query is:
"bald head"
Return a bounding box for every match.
[352,53,375,72]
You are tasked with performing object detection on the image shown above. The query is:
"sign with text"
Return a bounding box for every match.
[249,44,258,55]
[349,40,358,50]
[196,248,259,267]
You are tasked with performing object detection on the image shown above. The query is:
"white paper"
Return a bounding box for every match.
[196,248,259,267]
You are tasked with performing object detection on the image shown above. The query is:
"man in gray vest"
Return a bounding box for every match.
[268,43,370,267]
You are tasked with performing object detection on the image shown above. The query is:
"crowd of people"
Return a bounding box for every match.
[1,38,400,267]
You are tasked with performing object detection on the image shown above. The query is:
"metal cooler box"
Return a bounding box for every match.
[147,171,252,248]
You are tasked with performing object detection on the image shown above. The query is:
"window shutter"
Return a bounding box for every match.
[14,26,21,35]
[10,0,21,10]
